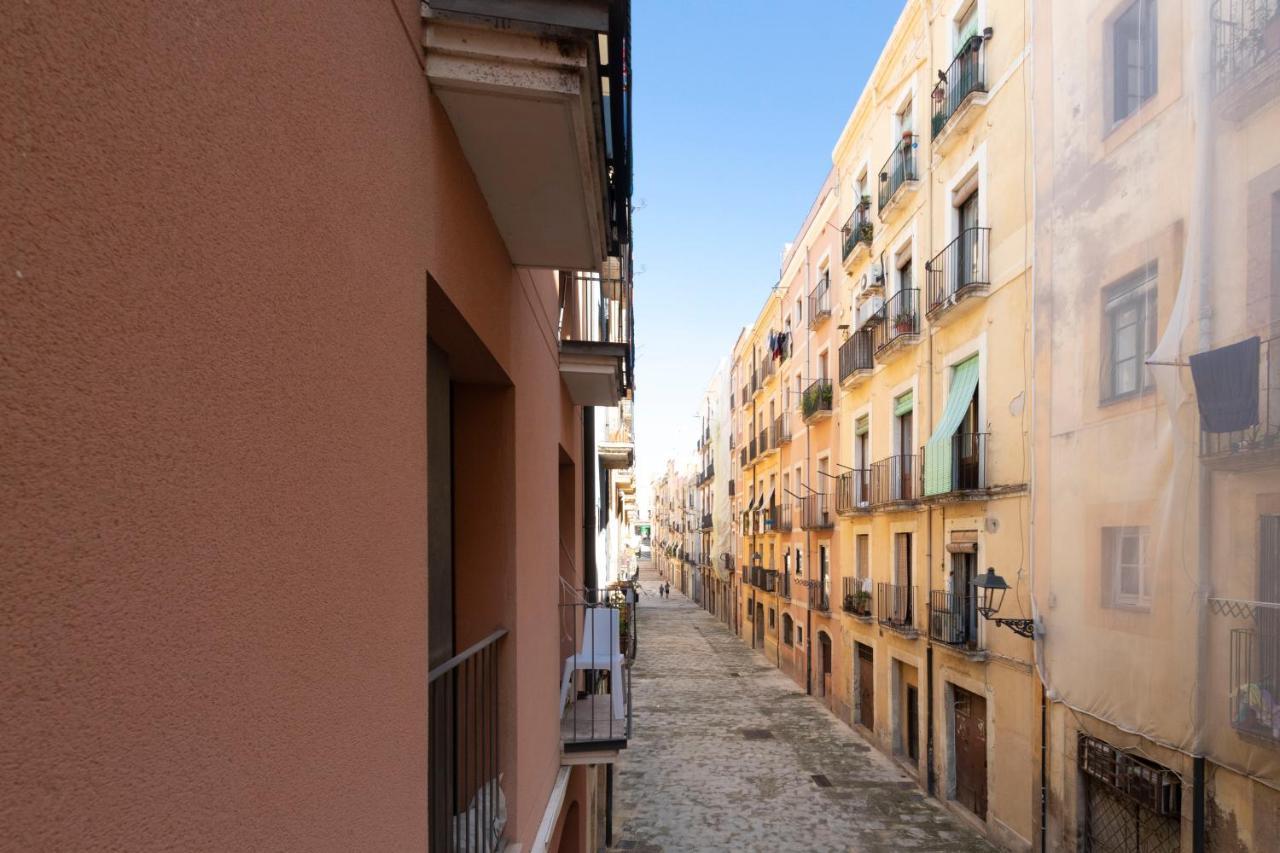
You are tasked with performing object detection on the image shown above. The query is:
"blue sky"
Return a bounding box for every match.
[631,1,904,501]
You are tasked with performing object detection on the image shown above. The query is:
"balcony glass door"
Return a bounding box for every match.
[958,191,980,287]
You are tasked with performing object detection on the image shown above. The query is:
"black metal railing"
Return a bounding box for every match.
[802,379,833,419]
[878,134,919,210]
[559,586,634,751]
[870,454,919,504]
[430,629,507,853]
[930,589,980,649]
[839,329,875,382]
[1230,626,1280,740]
[800,493,834,529]
[741,384,750,407]
[874,288,920,355]
[808,274,832,327]
[1212,0,1280,93]
[835,469,871,514]
[923,433,989,494]
[729,479,736,496]
[750,567,778,593]
[701,513,712,530]
[740,447,748,468]
[932,35,987,138]
[558,269,634,392]
[877,583,915,631]
[1201,336,1280,459]
[842,577,873,617]
[781,570,793,600]
[842,200,874,260]
[760,355,776,383]
[758,427,770,455]
[749,437,758,460]
[773,414,791,446]
[926,227,991,318]
[771,502,793,532]
[807,579,831,612]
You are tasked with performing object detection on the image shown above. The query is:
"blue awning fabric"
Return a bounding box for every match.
[924,355,980,495]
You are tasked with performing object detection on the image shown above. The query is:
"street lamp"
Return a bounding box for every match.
[972,567,1036,638]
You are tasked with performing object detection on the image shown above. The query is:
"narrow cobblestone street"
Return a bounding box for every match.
[610,562,996,853]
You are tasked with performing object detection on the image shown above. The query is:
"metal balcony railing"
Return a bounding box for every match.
[760,355,776,383]
[929,589,980,649]
[842,577,873,617]
[800,493,834,529]
[870,454,919,504]
[1230,626,1280,741]
[878,134,919,210]
[931,35,987,138]
[808,273,832,327]
[780,570,792,600]
[430,629,507,853]
[773,414,791,446]
[773,501,793,532]
[741,384,750,407]
[701,513,712,530]
[749,437,758,460]
[802,379,833,420]
[559,586,634,751]
[873,289,920,355]
[558,269,634,392]
[807,579,831,612]
[838,330,875,382]
[877,583,915,631]
[842,200,874,260]
[926,227,991,318]
[1200,336,1280,460]
[740,447,748,468]
[1212,0,1280,94]
[922,433,989,494]
[758,427,770,455]
[835,469,871,514]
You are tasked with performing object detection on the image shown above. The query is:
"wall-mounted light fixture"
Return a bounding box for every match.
[973,568,1036,638]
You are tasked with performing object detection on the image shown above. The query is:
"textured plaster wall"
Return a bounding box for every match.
[2,2,572,849]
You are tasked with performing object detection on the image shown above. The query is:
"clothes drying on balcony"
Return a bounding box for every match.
[924,355,979,495]
[1190,336,1260,433]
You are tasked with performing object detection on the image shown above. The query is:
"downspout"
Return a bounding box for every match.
[924,17,938,800]
[804,243,814,698]
[583,407,597,590]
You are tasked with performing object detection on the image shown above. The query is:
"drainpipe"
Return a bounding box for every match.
[584,407,597,590]
[804,244,814,698]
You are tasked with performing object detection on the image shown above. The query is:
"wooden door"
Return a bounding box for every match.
[906,685,920,762]
[857,644,875,730]
[819,633,833,699]
[953,687,988,819]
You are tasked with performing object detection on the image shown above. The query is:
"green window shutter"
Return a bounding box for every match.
[893,390,914,417]
[855,415,870,436]
[923,355,980,495]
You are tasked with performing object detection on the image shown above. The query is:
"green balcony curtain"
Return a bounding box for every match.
[923,355,980,495]
[893,390,914,417]
[854,415,869,436]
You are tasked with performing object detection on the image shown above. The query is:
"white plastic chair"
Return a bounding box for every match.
[559,606,625,720]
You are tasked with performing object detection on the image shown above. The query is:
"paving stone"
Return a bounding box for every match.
[607,565,996,853]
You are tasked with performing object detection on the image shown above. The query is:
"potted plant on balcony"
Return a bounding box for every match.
[892,311,915,335]
[860,193,871,208]
[856,221,874,243]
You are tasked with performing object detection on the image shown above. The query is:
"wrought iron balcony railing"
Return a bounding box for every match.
[773,415,791,446]
[770,502,793,533]
[758,427,770,455]
[842,577,873,617]
[926,227,991,318]
[749,437,758,460]
[835,469,871,514]
[869,454,919,504]
[878,134,919,210]
[876,582,916,631]
[1212,0,1280,94]
[1230,626,1280,741]
[800,493,834,529]
[1200,336,1280,461]
[931,35,987,138]
[807,579,831,612]
[873,288,920,355]
[842,200,874,260]
[802,379,833,420]
[559,586,634,751]
[929,589,980,649]
[780,570,792,601]
[558,269,634,393]
[839,329,875,383]
[922,433,989,495]
[808,273,832,327]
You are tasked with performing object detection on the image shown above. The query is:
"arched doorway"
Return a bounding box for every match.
[818,632,833,699]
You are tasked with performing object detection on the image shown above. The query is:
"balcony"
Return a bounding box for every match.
[835,469,871,514]
[750,566,778,593]
[842,200,874,265]
[740,446,748,469]
[741,383,750,408]
[1212,0,1280,119]
[931,35,989,151]
[424,0,630,269]
[560,586,634,753]
[869,454,920,506]
[808,273,832,328]
[749,437,758,460]
[705,462,715,481]
[728,479,736,497]
[929,589,981,651]
[429,629,506,853]
[1230,626,1280,741]
[877,134,919,217]
[873,288,921,358]
[700,513,713,531]
[558,267,634,406]
[842,577,873,618]
[773,414,792,446]
[759,355,777,387]
[838,330,875,386]
[800,493,834,530]
[770,501,794,533]
[802,379,833,422]
[921,433,989,498]
[876,582,916,633]
[926,227,991,322]
[806,579,831,613]
[1200,336,1280,469]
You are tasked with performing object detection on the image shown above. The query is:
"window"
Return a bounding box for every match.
[796,626,803,646]
[795,298,803,327]
[1101,264,1158,402]
[956,1,979,48]
[1112,0,1158,124]
[897,97,914,137]
[769,608,776,628]
[796,546,804,576]
[783,613,794,645]
[1102,525,1150,608]
[856,534,870,580]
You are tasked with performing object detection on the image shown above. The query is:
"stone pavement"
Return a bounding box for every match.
[610,562,996,853]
